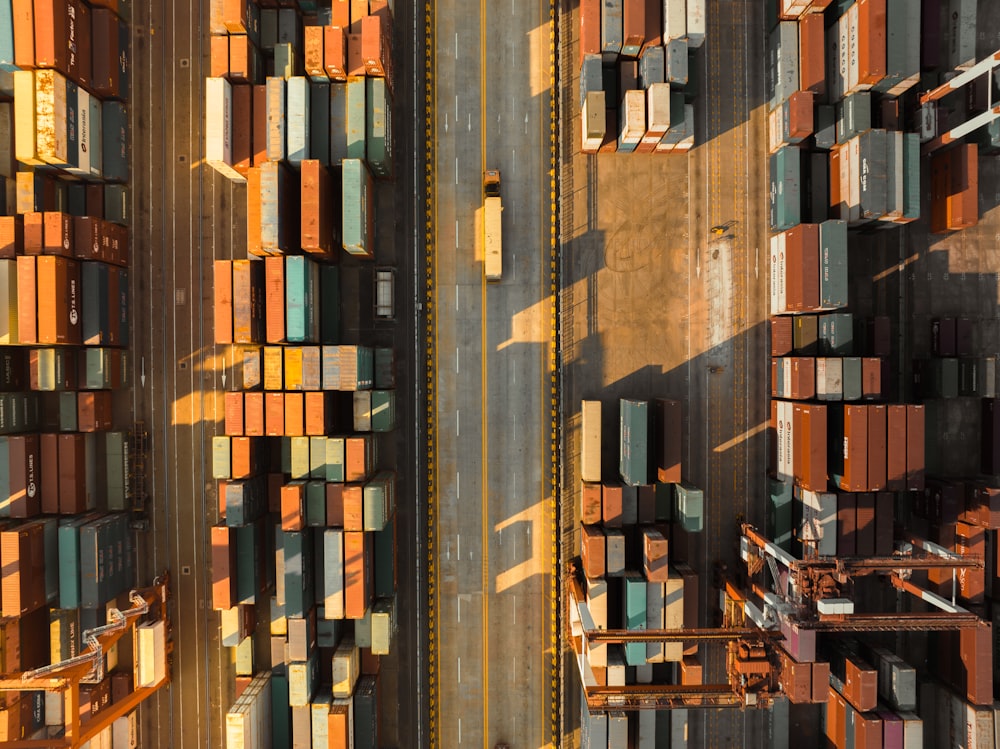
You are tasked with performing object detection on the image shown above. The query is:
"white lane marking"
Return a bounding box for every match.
[457,533,461,559]
[455,95,458,120]
[459,718,462,744]
[467,112,471,131]
[455,219,458,247]
[457,598,461,622]
[499,527,502,546]
[456,410,460,437]
[512,655,516,680]
[455,157,459,184]
[455,285,459,310]
[456,347,460,373]
[458,656,462,683]
[513,413,516,439]
[513,595,516,625]
[524,112,528,134]
[512,252,516,281]
[512,149,516,174]
[446,539,451,561]
[455,32,458,59]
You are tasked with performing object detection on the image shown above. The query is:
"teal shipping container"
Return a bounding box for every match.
[235,522,259,605]
[769,146,801,232]
[902,133,920,220]
[363,471,395,532]
[272,669,291,749]
[325,437,345,482]
[104,432,128,511]
[374,517,395,598]
[353,675,378,749]
[655,482,673,522]
[842,357,862,401]
[283,529,315,618]
[306,481,326,527]
[341,158,375,257]
[818,220,848,310]
[675,481,703,532]
[104,184,129,226]
[371,390,397,432]
[619,399,649,487]
[768,477,793,551]
[41,516,58,603]
[818,313,853,356]
[329,82,348,164]
[346,77,366,160]
[0,0,14,75]
[366,77,392,178]
[286,77,310,165]
[225,478,265,527]
[81,348,110,390]
[320,265,340,344]
[58,391,77,432]
[309,81,331,166]
[101,101,128,183]
[622,571,646,666]
[285,255,319,343]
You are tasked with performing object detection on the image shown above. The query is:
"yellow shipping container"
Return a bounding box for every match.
[263,346,283,391]
[13,70,40,165]
[284,346,304,391]
[0,260,18,345]
[34,69,69,167]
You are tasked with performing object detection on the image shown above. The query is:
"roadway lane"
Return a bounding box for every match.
[433,0,556,745]
[130,1,234,746]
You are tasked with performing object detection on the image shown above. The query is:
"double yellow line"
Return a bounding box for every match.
[479,0,491,744]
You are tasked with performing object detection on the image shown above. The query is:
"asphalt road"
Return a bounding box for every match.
[558,0,770,745]
[432,0,557,746]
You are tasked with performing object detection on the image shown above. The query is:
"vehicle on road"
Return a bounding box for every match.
[484,169,503,282]
[375,266,396,320]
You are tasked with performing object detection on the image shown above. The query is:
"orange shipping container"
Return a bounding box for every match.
[214,261,234,344]
[42,213,73,257]
[232,259,263,344]
[349,0,367,30]
[305,26,326,78]
[210,34,230,78]
[36,255,81,343]
[225,391,244,435]
[856,0,886,86]
[12,0,34,68]
[0,521,46,617]
[581,481,601,524]
[345,435,373,482]
[231,437,255,479]
[343,484,364,531]
[284,392,304,437]
[264,256,285,343]
[281,482,305,531]
[223,0,248,33]
[304,391,329,436]
[22,213,42,255]
[211,524,237,610]
[16,257,37,344]
[798,12,825,96]
[328,701,350,746]
[324,26,348,80]
[301,161,334,256]
[331,0,350,27]
[344,531,371,619]
[246,167,263,256]
[244,392,265,436]
[360,15,387,77]
[265,392,284,436]
[228,34,256,83]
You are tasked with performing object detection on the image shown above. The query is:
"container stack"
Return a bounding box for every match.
[576,398,701,745]
[0,0,159,742]
[577,0,700,154]
[206,1,393,260]
[206,3,400,747]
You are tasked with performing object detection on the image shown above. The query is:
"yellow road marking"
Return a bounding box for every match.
[480,0,490,745]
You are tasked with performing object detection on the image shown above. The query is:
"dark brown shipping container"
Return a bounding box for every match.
[960,621,993,705]
[781,650,812,704]
[325,482,344,526]
[600,109,618,152]
[790,357,815,400]
[855,492,875,556]
[866,404,886,491]
[866,316,891,357]
[794,403,826,492]
[581,481,602,525]
[252,85,268,166]
[843,654,878,711]
[77,390,113,432]
[637,484,656,523]
[655,398,682,483]
[906,404,925,491]
[838,493,857,556]
[580,0,601,62]
[581,524,606,579]
[798,12,825,97]
[886,405,906,491]
[956,317,974,356]
[642,0,661,50]
[932,317,957,357]
[57,433,87,513]
[811,661,829,703]
[232,84,253,177]
[90,8,121,99]
[839,405,868,492]
[771,316,793,356]
[793,315,818,356]
[675,562,699,654]
[211,524,237,610]
[602,482,624,527]
[874,491,893,556]
[40,432,59,514]
[6,435,40,518]
[72,216,101,261]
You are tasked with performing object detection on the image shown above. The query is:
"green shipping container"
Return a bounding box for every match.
[842,357,862,401]
[341,158,374,257]
[675,481,704,532]
[306,481,326,527]
[325,437,345,482]
[363,471,395,532]
[374,517,395,598]
[818,313,853,356]
[309,81,331,166]
[104,432,128,511]
[654,482,673,522]
[902,133,920,220]
[768,478,793,551]
[283,529,315,618]
[329,82,348,164]
[818,220,848,310]
[365,77,391,178]
[345,78,366,160]
[371,390,396,432]
[285,255,318,343]
[622,572,646,666]
[235,523,259,605]
[271,670,291,749]
[769,146,801,232]
[619,399,649,487]
[374,348,395,389]
[320,265,340,344]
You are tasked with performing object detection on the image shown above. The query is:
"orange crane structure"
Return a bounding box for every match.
[0,573,172,748]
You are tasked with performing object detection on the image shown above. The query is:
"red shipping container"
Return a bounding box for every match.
[344,531,371,619]
[225,392,244,436]
[343,484,364,531]
[861,357,884,400]
[40,432,59,514]
[264,392,284,436]
[580,524,606,578]
[906,404,925,492]
[866,404,887,491]
[786,91,814,140]
[771,316,793,356]
[210,34,230,78]
[211,524,238,610]
[844,655,878,711]
[790,357,815,400]
[838,493,857,556]
[324,26,347,80]
[886,405,906,491]
[6,435,40,518]
[0,520,46,617]
[781,651,812,704]
[856,0,887,85]
[284,392,304,436]
[959,621,993,705]
[838,405,868,492]
[602,483,623,527]
[16,257,37,344]
[798,12,825,96]
[326,483,344,526]
[581,481,602,525]
[77,390,112,432]
[955,521,985,604]
[232,84,252,177]
[301,161,334,256]
[281,482,305,531]
[580,0,601,62]
[305,25,326,78]
[57,433,86,513]
[794,403,826,492]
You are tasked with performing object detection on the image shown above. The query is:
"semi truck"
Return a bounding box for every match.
[484,169,503,281]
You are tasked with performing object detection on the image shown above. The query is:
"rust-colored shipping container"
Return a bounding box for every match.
[843,654,877,711]
[838,405,868,492]
[344,530,371,619]
[57,433,86,513]
[281,482,305,531]
[331,0,350,27]
[244,392,264,436]
[0,217,23,259]
[861,357,884,400]
[22,214,43,255]
[960,621,993,705]
[229,34,256,83]
[223,0,249,33]
[211,524,237,610]
[600,109,618,153]
[655,398,682,483]
[343,484,364,531]
[786,91,814,140]
[906,404,925,491]
[16,257,37,344]
[90,8,121,99]
[856,0,886,86]
[642,527,669,582]
[301,161,334,256]
[642,0,661,49]
[284,392,304,436]
[267,473,282,515]
[6,435,40,518]
[771,316,793,356]
[304,391,329,436]
[855,492,875,556]
[326,483,344,526]
[580,0,601,62]
[886,405,906,491]
[346,33,364,77]
[40,433,59,514]
[265,392,284,436]
[231,437,256,479]
[345,435,374,482]
[232,259,264,344]
[824,686,845,747]
[324,26,348,80]
[581,481,602,525]
[360,15,388,77]
[680,654,703,686]
[811,661,829,703]
[210,34,230,78]
[837,493,857,556]
[622,0,645,54]
[866,404,886,491]
[232,84,253,176]
[0,521,46,617]
[225,392,244,436]
[853,712,882,748]
[264,256,285,343]
[360,647,380,676]
[77,390,112,432]
[42,213,73,257]
[34,0,92,87]
[955,521,985,604]
[789,357,815,400]
[252,85,268,166]
[602,482,623,527]
[212,260,233,343]
[12,0,34,68]
[305,25,326,78]
[580,524,605,578]
[798,12,825,96]
[794,403,826,492]
[781,650,812,704]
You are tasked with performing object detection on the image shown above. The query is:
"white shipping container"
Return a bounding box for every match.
[581,90,605,153]
[838,15,849,101]
[620,89,646,142]
[286,76,310,165]
[322,528,344,619]
[205,77,243,182]
[0,260,17,345]
[353,390,373,431]
[816,357,843,401]
[45,690,64,727]
[606,645,626,686]
[663,0,685,42]
[288,656,317,706]
[896,711,923,748]
[782,400,795,480]
[663,572,683,661]
[777,231,787,315]
[775,397,786,481]
[685,0,705,46]
[581,400,602,483]
[266,76,287,161]
[769,234,779,315]
[849,136,861,223]
[136,620,166,688]
[112,712,138,749]
[586,575,608,667]
[847,3,860,93]
[645,581,664,663]
[331,638,359,697]
[646,83,671,135]
[311,692,332,749]
[947,0,977,70]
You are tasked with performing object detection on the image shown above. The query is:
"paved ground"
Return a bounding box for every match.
[557,0,770,745]
[129,1,423,747]
[431,0,557,746]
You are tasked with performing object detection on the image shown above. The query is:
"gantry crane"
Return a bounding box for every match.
[0,573,171,748]
[918,49,1000,153]
[739,524,984,631]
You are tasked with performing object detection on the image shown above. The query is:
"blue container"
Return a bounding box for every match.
[0,0,16,73]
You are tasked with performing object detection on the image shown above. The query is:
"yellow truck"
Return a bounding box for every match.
[483,169,502,282]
